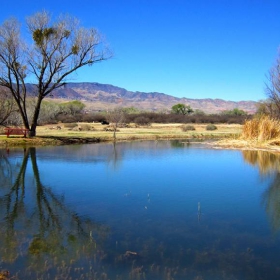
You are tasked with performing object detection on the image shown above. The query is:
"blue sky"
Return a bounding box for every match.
[1,0,280,101]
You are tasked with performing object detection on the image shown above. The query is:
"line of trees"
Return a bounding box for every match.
[0,94,253,127]
[76,108,250,125]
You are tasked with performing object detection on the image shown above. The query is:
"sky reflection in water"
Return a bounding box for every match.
[0,141,280,280]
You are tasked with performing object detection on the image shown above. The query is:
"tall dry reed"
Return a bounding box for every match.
[242,115,280,142]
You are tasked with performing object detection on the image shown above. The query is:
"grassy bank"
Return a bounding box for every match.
[216,116,280,153]
[0,123,242,147]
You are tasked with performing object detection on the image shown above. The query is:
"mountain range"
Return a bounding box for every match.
[29,82,258,114]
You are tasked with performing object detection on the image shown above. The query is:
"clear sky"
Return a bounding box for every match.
[1,0,280,101]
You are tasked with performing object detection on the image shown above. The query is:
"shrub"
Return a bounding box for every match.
[181,125,196,132]
[79,124,94,131]
[81,113,107,123]
[134,116,151,126]
[242,115,280,141]
[206,124,217,131]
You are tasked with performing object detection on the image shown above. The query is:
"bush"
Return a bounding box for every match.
[181,125,196,131]
[206,124,217,131]
[134,116,151,126]
[79,124,94,131]
[81,113,107,123]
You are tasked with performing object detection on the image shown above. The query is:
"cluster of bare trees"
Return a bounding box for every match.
[0,11,110,136]
[262,50,280,117]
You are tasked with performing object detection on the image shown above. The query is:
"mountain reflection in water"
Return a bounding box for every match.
[0,142,280,280]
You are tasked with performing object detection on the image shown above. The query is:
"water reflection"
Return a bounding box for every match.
[1,144,280,279]
[109,142,123,170]
[0,148,109,279]
[170,140,186,148]
[262,173,280,233]
[243,150,280,174]
[243,150,280,233]
[0,150,13,188]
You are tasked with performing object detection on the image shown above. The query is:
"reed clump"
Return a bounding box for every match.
[242,115,280,142]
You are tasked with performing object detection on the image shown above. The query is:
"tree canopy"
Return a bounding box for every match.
[171,103,194,115]
[0,11,111,135]
[221,108,247,116]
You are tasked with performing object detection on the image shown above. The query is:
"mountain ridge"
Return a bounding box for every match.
[19,82,259,113]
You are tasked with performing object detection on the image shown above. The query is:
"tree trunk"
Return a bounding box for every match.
[29,96,43,137]
[29,125,37,137]
[14,99,30,131]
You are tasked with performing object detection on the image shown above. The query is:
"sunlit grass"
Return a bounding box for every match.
[242,115,280,142]
[215,116,280,152]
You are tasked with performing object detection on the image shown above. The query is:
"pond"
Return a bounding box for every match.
[1,140,280,280]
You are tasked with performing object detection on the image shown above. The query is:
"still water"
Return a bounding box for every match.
[1,140,280,280]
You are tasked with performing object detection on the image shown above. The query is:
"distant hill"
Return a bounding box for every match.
[19,82,259,114]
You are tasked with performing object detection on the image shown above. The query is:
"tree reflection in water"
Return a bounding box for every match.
[1,147,280,279]
[0,148,109,279]
[242,150,280,233]
[262,173,280,233]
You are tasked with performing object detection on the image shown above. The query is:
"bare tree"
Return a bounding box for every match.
[0,89,15,126]
[265,51,280,117]
[0,11,111,136]
[107,108,125,141]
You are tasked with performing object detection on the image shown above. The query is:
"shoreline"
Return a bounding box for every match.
[1,135,280,154]
[0,122,279,153]
[0,134,222,147]
[210,139,280,153]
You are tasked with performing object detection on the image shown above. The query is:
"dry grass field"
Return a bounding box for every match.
[37,122,242,141]
[0,122,242,147]
[1,119,280,153]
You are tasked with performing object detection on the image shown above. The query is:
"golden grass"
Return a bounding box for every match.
[214,116,280,153]
[242,115,280,142]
